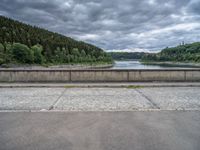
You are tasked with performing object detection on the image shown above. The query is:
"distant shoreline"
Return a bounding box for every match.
[0,63,114,69]
[141,61,200,68]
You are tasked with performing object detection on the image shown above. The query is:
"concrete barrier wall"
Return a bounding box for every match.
[0,69,200,82]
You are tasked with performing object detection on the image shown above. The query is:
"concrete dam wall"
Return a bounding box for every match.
[0,69,200,82]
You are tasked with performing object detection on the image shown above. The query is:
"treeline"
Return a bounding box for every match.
[109,52,148,60]
[0,16,112,65]
[142,42,200,63]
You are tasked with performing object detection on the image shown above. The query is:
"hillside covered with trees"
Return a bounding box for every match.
[0,16,112,65]
[109,52,148,60]
[142,42,200,63]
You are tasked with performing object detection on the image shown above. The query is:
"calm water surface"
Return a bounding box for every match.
[111,60,191,69]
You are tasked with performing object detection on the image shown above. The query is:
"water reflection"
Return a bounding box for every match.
[111,60,190,69]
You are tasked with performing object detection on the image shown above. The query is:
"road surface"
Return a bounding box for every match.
[0,86,200,150]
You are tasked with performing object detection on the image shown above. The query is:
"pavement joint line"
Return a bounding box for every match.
[135,89,160,109]
[48,88,67,110]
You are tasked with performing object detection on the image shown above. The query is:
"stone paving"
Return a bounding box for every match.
[0,87,200,111]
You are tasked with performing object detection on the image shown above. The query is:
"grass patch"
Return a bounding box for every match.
[64,85,77,89]
[126,85,145,89]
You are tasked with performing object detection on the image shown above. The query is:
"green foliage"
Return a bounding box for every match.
[0,43,4,64]
[72,48,80,56]
[4,43,13,63]
[0,43,4,53]
[81,50,86,57]
[31,44,45,64]
[12,43,34,63]
[141,42,200,63]
[0,16,113,65]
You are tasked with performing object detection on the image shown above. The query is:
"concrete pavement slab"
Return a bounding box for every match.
[0,111,200,150]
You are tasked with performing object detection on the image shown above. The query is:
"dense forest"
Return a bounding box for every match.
[0,16,112,65]
[109,52,148,60]
[142,42,200,63]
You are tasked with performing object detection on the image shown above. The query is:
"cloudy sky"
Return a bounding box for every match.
[0,0,200,52]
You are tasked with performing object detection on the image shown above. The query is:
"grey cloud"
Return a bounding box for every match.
[0,0,200,52]
[187,0,200,15]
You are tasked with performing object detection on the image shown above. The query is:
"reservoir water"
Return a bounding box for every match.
[111,60,193,69]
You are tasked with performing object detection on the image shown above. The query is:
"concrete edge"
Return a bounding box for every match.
[0,109,200,113]
[0,83,200,88]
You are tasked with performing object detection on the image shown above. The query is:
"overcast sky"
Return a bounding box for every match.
[1,0,200,52]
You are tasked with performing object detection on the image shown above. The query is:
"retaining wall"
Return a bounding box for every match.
[0,69,200,82]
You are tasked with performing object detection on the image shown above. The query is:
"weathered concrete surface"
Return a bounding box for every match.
[139,87,200,110]
[0,70,70,82]
[0,87,200,111]
[0,86,200,150]
[0,111,200,150]
[71,70,128,82]
[186,71,200,81]
[128,70,185,81]
[55,88,153,111]
[0,69,200,82]
[0,88,65,110]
